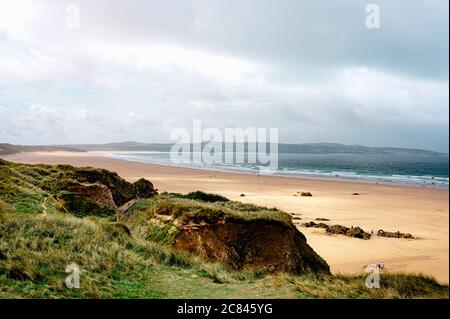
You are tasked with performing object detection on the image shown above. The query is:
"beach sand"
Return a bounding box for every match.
[2,151,449,283]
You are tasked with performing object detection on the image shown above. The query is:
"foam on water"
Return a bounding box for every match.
[100,151,449,187]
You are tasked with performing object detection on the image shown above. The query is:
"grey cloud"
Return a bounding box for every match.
[16,0,448,79]
[0,0,448,151]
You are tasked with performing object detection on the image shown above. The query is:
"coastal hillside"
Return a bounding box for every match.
[0,159,447,298]
[123,193,329,274]
[1,142,445,156]
[0,143,85,156]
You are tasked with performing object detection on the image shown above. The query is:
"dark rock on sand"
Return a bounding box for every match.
[326,225,371,240]
[302,221,329,229]
[302,220,371,240]
[300,192,313,197]
[377,229,414,239]
[326,224,348,235]
[345,226,371,240]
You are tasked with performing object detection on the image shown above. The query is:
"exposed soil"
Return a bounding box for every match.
[173,218,330,275]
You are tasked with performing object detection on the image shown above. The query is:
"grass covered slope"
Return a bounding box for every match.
[0,160,448,298]
[0,212,447,298]
[123,193,330,274]
[0,159,156,218]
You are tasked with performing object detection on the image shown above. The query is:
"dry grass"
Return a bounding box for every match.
[128,193,292,226]
[0,160,448,299]
[0,212,447,299]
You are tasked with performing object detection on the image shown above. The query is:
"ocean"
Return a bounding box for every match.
[102,151,449,187]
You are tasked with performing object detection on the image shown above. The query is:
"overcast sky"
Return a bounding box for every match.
[0,0,448,151]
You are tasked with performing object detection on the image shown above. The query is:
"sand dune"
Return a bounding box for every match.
[2,151,448,283]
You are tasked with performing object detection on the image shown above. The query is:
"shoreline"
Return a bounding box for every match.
[2,151,449,283]
[6,150,450,191]
[98,151,449,190]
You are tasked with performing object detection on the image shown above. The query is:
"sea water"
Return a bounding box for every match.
[101,151,449,187]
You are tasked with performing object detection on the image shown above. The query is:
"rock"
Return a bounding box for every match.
[326,224,348,235]
[377,229,414,239]
[240,194,246,197]
[302,221,317,228]
[326,224,371,239]
[301,221,328,229]
[300,192,313,197]
[316,218,330,221]
[345,226,371,240]
[352,193,360,195]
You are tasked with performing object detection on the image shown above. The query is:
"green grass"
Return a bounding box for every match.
[122,193,294,246]
[128,193,292,225]
[0,212,448,299]
[173,191,230,203]
[0,159,153,219]
[0,160,448,299]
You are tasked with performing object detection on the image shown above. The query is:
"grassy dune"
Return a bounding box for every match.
[0,159,448,298]
[1,212,448,299]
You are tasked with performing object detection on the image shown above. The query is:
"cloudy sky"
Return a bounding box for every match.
[0,0,448,151]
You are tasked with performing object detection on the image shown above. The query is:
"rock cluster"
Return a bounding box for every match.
[377,229,414,239]
[301,221,371,240]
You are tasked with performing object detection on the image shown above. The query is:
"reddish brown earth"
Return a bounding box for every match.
[173,218,330,275]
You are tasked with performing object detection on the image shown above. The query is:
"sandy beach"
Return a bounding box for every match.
[2,151,448,283]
